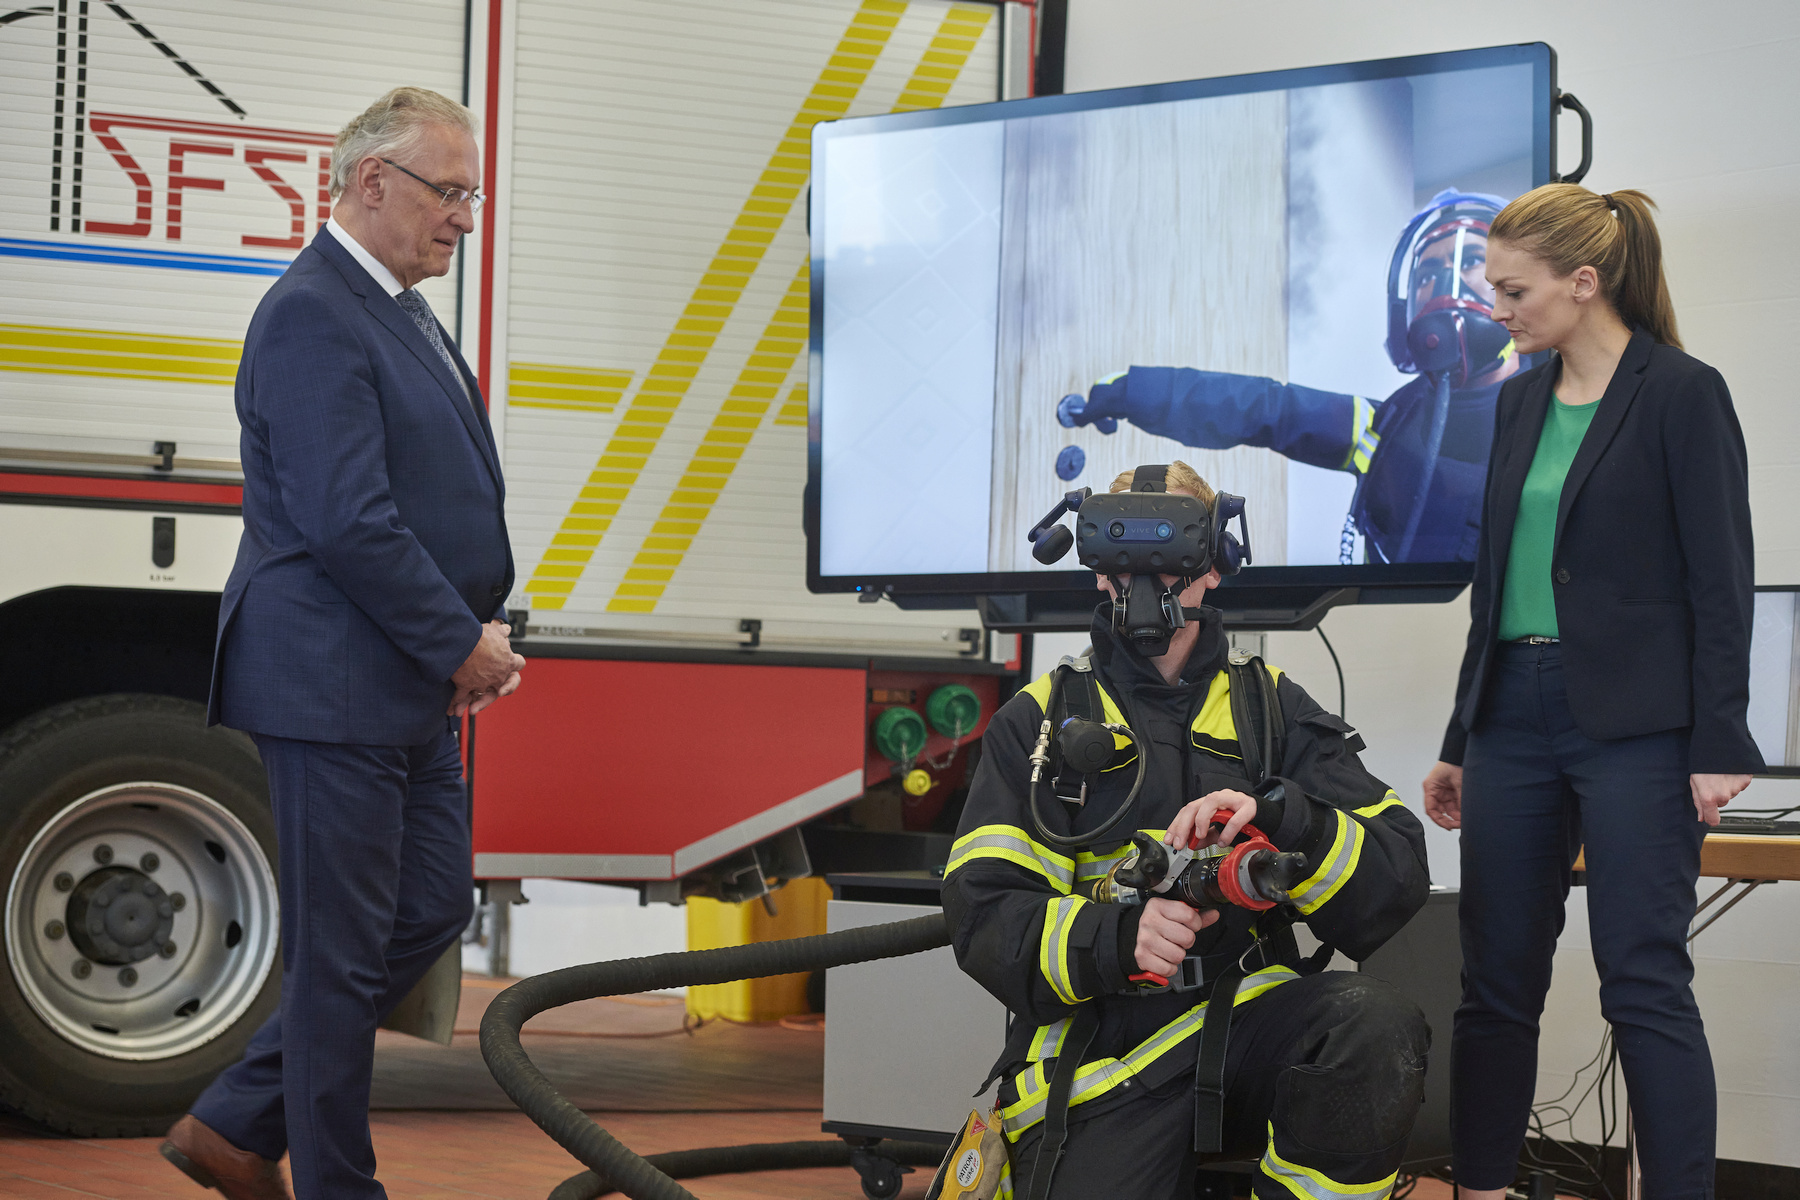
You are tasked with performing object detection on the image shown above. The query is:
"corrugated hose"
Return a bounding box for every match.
[477,912,953,1200]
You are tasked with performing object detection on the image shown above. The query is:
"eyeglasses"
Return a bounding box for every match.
[380,158,486,214]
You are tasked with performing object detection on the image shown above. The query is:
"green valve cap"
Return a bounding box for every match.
[873,706,928,763]
[926,684,981,738]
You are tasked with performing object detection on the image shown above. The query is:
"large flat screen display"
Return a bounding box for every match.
[808,43,1558,596]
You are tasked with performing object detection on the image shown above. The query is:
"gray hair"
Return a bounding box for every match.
[331,86,477,198]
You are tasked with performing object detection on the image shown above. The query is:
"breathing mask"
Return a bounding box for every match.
[1386,189,1513,387]
[1027,464,1250,658]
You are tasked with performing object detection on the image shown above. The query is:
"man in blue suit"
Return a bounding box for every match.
[159,87,524,1200]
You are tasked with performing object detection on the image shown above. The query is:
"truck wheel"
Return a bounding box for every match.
[0,695,280,1136]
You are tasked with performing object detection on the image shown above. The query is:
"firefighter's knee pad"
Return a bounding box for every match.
[1275,976,1429,1156]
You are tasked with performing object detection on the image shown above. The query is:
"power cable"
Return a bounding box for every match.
[1315,624,1345,719]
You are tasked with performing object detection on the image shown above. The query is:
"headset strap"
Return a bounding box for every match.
[1131,464,1168,492]
[1027,1003,1100,1200]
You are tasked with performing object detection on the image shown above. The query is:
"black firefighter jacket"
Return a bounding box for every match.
[942,607,1429,1139]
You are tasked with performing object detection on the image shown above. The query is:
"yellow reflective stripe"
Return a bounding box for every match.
[1090,679,1133,760]
[1190,670,1237,755]
[1000,966,1299,1140]
[1262,1121,1398,1199]
[1189,664,1284,756]
[522,0,906,610]
[997,1158,1013,1199]
[1289,809,1365,915]
[0,322,239,385]
[1021,672,1054,713]
[1038,895,1089,1006]
[1344,394,1381,474]
[1352,790,1404,819]
[1075,834,1162,884]
[1027,1017,1071,1062]
[998,1060,1048,1127]
[946,825,1074,893]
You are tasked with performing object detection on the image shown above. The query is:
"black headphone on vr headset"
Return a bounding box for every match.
[1027,464,1251,656]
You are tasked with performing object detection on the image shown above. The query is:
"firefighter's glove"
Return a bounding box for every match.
[1078,371,1133,425]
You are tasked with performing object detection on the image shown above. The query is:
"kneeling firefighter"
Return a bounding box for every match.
[941,462,1432,1200]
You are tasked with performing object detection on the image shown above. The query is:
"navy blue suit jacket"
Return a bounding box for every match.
[210,227,513,746]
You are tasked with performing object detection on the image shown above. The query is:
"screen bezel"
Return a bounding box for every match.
[806,42,1559,597]
[1752,584,1800,779]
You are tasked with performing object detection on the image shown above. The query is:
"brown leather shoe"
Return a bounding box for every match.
[159,1115,292,1200]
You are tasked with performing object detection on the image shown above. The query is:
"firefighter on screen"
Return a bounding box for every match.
[941,463,1430,1200]
[1062,190,1523,565]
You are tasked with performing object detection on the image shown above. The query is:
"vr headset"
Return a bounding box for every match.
[1027,464,1251,657]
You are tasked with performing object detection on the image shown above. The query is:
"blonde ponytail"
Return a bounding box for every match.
[1489,183,1682,349]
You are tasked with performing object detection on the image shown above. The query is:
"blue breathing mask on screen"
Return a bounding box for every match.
[1386,189,1514,387]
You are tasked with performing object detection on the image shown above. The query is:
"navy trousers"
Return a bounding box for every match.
[190,726,472,1199]
[1452,643,1711,1198]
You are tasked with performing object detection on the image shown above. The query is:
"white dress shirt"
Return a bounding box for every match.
[321,217,472,405]
[323,217,404,298]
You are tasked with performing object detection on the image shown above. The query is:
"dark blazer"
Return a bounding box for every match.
[1441,327,1763,774]
[209,227,513,746]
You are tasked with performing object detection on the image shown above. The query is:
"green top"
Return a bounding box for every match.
[1498,395,1600,641]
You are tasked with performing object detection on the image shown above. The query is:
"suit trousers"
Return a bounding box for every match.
[1452,642,1711,1198]
[190,725,473,1199]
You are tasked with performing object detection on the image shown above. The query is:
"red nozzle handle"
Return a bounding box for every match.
[1187,812,1267,849]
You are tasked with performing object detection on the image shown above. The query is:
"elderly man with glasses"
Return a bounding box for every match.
[158,86,523,1200]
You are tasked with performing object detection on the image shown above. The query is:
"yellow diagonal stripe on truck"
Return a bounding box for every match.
[522,0,908,610]
[509,362,634,414]
[607,261,811,612]
[602,4,996,615]
[892,4,994,111]
[0,323,240,385]
[773,379,808,427]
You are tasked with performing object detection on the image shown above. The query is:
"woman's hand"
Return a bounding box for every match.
[1690,773,1752,826]
[1133,897,1219,977]
[1165,789,1260,851]
[1422,761,1464,830]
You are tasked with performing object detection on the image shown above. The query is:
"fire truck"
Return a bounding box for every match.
[0,0,1041,1134]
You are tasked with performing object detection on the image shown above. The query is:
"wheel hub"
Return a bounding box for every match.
[66,866,174,965]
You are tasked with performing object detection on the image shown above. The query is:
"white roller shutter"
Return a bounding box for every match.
[500,0,1002,654]
[0,0,468,468]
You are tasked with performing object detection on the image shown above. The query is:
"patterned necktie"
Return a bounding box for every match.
[394,288,472,407]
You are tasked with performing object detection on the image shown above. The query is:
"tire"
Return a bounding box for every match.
[0,695,280,1136]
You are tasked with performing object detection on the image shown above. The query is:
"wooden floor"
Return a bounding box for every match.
[1,976,1461,1199]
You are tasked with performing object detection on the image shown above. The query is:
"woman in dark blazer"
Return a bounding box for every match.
[1419,183,1762,1200]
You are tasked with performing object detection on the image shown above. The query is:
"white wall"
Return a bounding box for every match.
[1062,0,1800,1167]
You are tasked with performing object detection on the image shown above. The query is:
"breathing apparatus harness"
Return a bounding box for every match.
[1018,468,1321,1177]
[1023,465,1250,851]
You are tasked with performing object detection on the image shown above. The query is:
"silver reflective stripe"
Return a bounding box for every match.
[1040,896,1088,1005]
[1001,967,1302,1140]
[1262,1124,1397,1199]
[1290,810,1364,915]
[946,825,1075,894]
[1028,1017,1071,1061]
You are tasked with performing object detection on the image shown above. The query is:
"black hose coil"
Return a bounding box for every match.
[479,912,953,1200]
